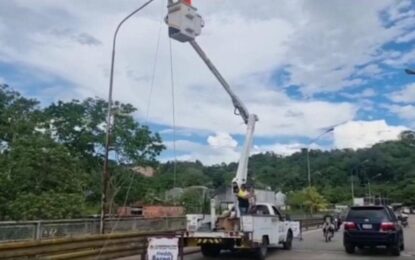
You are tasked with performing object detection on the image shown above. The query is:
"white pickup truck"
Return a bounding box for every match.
[184,202,299,259]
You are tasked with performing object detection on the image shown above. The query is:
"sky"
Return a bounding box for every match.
[0,0,415,165]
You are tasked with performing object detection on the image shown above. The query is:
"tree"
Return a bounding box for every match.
[43,98,165,164]
[42,97,165,207]
[0,134,87,220]
[0,85,166,220]
[304,187,328,214]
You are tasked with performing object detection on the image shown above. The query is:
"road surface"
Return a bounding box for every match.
[185,216,415,260]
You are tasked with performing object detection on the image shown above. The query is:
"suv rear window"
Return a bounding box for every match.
[347,207,389,221]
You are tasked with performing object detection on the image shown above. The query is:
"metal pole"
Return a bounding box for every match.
[368,181,371,204]
[307,149,311,187]
[351,170,355,204]
[100,0,155,234]
[305,125,338,188]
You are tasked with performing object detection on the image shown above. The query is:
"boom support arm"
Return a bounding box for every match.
[189,40,259,189]
[189,41,251,124]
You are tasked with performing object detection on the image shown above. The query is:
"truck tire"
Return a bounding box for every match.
[201,244,221,258]
[344,243,355,254]
[389,243,400,256]
[283,231,293,250]
[254,237,268,260]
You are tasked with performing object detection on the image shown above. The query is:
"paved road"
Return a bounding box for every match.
[185,216,415,260]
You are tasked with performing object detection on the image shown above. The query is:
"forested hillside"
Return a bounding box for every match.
[1,84,414,220]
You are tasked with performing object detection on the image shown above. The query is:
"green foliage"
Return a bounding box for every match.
[303,186,328,214]
[288,187,328,214]
[8,193,85,220]
[0,85,165,220]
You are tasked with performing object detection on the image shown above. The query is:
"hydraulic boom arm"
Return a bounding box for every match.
[189,40,259,189]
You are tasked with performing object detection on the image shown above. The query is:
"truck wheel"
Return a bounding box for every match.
[254,237,268,260]
[201,244,221,258]
[345,243,355,254]
[283,231,293,250]
[389,243,401,256]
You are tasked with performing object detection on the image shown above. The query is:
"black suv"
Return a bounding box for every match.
[343,206,404,256]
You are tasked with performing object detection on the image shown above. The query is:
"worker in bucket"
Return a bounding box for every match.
[237,184,250,215]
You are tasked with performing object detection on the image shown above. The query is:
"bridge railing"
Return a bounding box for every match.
[0,230,185,260]
[298,217,324,230]
[0,217,186,243]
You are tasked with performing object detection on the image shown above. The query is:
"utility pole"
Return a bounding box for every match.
[100,0,155,234]
[351,171,355,204]
[368,181,371,204]
[305,123,344,187]
[306,151,311,188]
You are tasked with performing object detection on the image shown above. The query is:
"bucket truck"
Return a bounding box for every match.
[166,1,299,258]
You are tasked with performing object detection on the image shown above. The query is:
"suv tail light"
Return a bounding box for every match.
[344,221,356,231]
[380,222,396,232]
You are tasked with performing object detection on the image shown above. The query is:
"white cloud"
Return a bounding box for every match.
[388,104,415,120]
[384,48,415,67]
[390,83,415,103]
[361,88,377,98]
[356,64,383,78]
[163,138,240,165]
[207,132,238,149]
[282,0,412,94]
[254,143,305,156]
[342,88,377,99]
[333,120,407,149]
[396,30,415,43]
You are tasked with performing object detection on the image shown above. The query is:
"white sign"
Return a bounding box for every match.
[289,221,301,238]
[147,237,179,260]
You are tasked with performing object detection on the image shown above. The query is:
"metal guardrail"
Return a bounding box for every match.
[0,230,185,260]
[298,217,324,230]
[0,217,186,243]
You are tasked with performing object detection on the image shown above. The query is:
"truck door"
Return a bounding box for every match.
[272,206,285,242]
[253,205,277,244]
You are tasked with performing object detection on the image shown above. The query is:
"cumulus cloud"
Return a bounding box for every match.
[388,104,415,121]
[333,120,407,149]
[162,134,240,165]
[389,83,415,103]
[207,132,238,149]
[342,88,377,99]
[395,30,415,43]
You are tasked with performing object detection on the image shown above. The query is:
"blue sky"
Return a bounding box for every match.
[0,0,415,165]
